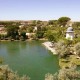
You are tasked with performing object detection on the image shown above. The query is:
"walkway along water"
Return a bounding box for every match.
[42,41,57,55]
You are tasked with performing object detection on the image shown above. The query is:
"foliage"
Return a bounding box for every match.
[63,39,73,46]
[45,67,80,80]
[27,26,34,33]
[58,17,71,27]
[20,31,27,40]
[35,26,46,39]
[0,18,80,42]
[48,20,58,26]
[74,42,80,56]
[44,30,57,42]
[73,22,80,28]
[0,65,30,80]
[55,40,71,58]
[6,25,19,39]
[36,31,44,38]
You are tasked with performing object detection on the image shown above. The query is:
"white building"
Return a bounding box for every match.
[66,27,74,40]
[19,25,24,28]
[0,25,7,35]
[33,26,37,32]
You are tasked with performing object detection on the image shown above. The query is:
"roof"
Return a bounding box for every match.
[0,25,4,27]
[66,27,74,32]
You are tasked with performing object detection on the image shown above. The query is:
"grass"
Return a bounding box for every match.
[59,55,80,68]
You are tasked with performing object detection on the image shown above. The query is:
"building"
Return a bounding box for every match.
[0,25,7,35]
[19,25,24,28]
[66,27,74,40]
[33,26,37,32]
[26,32,35,39]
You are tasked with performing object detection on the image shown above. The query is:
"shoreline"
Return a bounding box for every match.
[0,40,57,55]
[42,41,57,55]
[0,39,46,42]
[0,38,47,42]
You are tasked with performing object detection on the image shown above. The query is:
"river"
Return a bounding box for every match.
[0,41,59,80]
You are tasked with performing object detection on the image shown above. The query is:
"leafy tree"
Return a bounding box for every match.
[36,31,44,38]
[0,65,30,80]
[74,42,80,57]
[35,26,46,39]
[31,20,37,26]
[73,22,80,28]
[44,30,57,42]
[64,39,73,47]
[45,67,80,80]
[27,27,34,33]
[6,25,19,39]
[58,17,71,27]
[20,31,27,40]
[48,20,54,25]
[48,20,58,27]
[55,40,71,58]
[36,20,42,24]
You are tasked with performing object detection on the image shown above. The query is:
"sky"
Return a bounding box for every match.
[0,0,80,21]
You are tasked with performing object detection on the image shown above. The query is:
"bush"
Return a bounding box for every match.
[0,65,30,80]
[45,67,80,80]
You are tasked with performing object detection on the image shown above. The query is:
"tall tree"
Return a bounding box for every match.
[74,42,80,57]
[45,67,80,80]
[55,40,71,58]
[58,17,71,27]
[6,25,19,39]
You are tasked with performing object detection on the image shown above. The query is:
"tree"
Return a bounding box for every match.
[44,30,57,42]
[35,26,46,39]
[45,67,80,80]
[6,25,19,39]
[0,65,30,80]
[36,31,44,38]
[27,26,34,33]
[73,22,80,28]
[48,20,58,27]
[55,40,71,58]
[74,42,80,57]
[20,31,27,40]
[64,39,73,47]
[58,17,71,27]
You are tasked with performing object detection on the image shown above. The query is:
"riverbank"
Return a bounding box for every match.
[42,41,57,55]
[0,38,47,42]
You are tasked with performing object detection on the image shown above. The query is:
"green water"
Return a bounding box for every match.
[0,41,59,80]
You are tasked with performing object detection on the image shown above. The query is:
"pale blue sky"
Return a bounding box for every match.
[0,0,80,21]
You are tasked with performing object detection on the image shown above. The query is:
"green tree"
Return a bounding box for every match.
[6,25,19,39]
[45,67,80,80]
[55,40,71,58]
[74,42,80,57]
[36,31,44,38]
[20,31,27,40]
[44,30,57,42]
[27,26,34,33]
[48,20,58,27]
[0,65,30,80]
[35,26,46,39]
[58,17,71,27]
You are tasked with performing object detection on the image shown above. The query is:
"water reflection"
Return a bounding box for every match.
[6,42,20,56]
[19,41,27,49]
